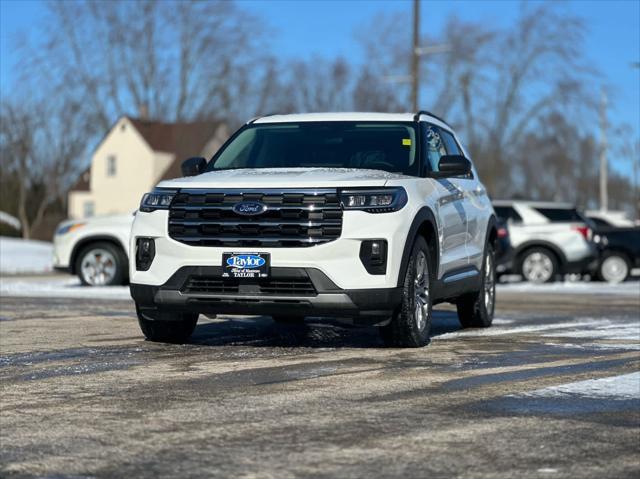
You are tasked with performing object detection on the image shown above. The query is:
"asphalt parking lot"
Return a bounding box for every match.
[1,282,639,478]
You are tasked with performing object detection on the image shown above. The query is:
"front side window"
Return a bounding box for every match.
[207,122,419,176]
[423,124,447,172]
[106,155,117,177]
[588,217,611,228]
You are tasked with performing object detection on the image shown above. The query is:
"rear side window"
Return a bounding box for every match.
[534,207,583,222]
[494,206,523,223]
[439,129,461,155]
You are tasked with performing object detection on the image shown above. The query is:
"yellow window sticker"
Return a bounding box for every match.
[402,138,412,146]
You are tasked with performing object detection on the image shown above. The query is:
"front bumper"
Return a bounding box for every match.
[130,266,401,324]
[129,208,414,290]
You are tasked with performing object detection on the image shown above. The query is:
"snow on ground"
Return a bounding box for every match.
[435,316,640,351]
[0,236,53,274]
[517,372,640,400]
[0,276,130,300]
[497,280,640,296]
[542,320,640,341]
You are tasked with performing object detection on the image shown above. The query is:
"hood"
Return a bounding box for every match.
[57,213,134,229]
[157,168,411,189]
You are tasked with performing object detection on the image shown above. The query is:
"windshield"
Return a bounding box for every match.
[206,122,419,175]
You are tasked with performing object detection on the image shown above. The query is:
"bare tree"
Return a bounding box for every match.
[356,4,596,198]
[0,99,85,239]
[17,0,267,129]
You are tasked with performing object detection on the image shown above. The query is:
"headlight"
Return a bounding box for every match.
[339,187,408,213]
[139,188,177,212]
[55,222,85,235]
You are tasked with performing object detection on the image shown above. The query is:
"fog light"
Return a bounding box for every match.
[136,238,155,271]
[371,241,381,258]
[360,240,388,275]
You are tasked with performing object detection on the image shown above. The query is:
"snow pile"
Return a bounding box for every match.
[497,280,640,297]
[0,276,131,300]
[0,236,53,274]
[518,372,640,400]
[0,212,21,230]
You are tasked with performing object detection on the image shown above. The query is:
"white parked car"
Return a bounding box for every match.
[492,200,597,283]
[130,112,498,347]
[53,214,133,285]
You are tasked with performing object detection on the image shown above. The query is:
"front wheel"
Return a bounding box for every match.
[457,245,495,328]
[380,236,432,348]
[136,306,198,343]
[76,241,127,286]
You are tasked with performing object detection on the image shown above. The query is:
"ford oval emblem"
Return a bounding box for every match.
[233,201,267,216]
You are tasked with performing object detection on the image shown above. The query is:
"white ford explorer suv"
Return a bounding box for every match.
[130,112,498,347]
[53,214,133,285]
[492,200,597,283]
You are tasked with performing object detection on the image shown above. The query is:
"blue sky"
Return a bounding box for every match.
[1,0,639,171]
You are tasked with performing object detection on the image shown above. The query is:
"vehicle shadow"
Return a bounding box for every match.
[189,309,463,348]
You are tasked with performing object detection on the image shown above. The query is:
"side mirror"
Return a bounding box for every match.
[181,157,206,177]
[434,155,471,178]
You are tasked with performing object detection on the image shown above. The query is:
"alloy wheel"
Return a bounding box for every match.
[484,251,495,314]
[80,248,117,286]
[413,250,430,331]
[600,256,628,284]
[522,252,553,283]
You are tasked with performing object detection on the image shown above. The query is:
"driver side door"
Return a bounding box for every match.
[423,123,469,278]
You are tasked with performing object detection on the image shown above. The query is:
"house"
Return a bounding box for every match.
[68,116,228,219]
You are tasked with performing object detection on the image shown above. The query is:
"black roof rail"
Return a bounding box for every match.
[413,110,450,126]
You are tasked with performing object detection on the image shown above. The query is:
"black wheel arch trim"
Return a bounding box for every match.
[70,235,129,274]
[396,207,439,288]
[485,214,498,248]
[601,248,633,262]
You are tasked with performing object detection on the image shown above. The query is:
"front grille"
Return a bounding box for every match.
[182,276,317,296]
[182,277,240,294]
[257,278,317,296]
[169,189,343,247]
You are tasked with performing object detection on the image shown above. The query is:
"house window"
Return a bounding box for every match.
[83,201,95,218]
[106,155,117,176]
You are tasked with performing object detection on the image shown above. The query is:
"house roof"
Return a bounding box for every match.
[70,167,91,192]
[69,117,226,193]
[128,118,225,180]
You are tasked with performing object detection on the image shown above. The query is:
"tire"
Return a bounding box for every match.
[457,244,496,328]
[598,252,630,284]
[519,247,558,284]
[380,236,432,348]
[272,315,306,324]
[136,306,198,343]
[75,241,127,286]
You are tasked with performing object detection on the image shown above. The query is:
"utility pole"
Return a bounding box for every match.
[599,87,608,211]
[632,62,640,221]
[411,0,420,111]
